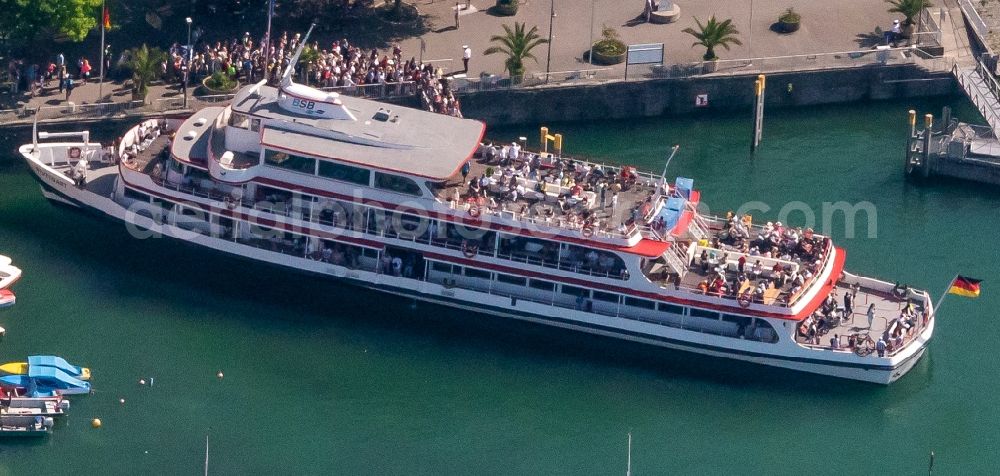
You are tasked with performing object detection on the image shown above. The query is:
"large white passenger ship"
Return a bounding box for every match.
[18,37,934,384]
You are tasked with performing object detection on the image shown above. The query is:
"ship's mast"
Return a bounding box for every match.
[280,23,316,89]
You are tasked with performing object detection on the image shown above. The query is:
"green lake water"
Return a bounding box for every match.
[1,97,998,474]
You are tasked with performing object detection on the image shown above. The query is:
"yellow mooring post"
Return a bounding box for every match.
[751,74,765,153]
[554,133,563,157]
[909,109,917,137]
[540,127,549,153]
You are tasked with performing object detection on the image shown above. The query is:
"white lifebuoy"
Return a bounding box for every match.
[467,206,481,219]
[68,147,81,159]
[581,226,594,238]
[462,240,479,258]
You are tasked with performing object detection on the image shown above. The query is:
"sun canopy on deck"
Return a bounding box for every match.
[614,239,671,258]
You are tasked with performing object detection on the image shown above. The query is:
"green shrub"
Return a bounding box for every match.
[778,8,800,23]
[592,25,626,56]
[205,71,237,91]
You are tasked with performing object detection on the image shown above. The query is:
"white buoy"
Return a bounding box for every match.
[216,371,224,379]
[0,326,5,337]
[91,418,102,428]
[139,379,146,385]
[119,398,125,404]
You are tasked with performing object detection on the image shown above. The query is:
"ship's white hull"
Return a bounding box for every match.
[19,143,931,385]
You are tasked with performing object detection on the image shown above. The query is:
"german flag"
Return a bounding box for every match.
[948,276,982,298]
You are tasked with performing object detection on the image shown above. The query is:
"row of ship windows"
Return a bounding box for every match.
[244,182,631,280]
[228,113,421,196]
[262,150,423,196]
[430,260,754,323]
[125,183,630,281]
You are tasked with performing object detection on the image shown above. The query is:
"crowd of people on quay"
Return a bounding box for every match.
[6,30,462,118]
[456,143,655,235]
[6,49,111,101]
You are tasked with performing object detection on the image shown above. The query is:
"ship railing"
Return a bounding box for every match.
[315,81,420,99]
[468,202,640,241]
[795,313,926,358]
[433,276,776,343]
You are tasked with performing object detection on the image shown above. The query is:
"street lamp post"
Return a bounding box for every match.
[544,0,555,83]
[184,17,192,109]
[747,0,754,66]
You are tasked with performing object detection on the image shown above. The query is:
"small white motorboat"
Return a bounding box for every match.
[0,255,21,290]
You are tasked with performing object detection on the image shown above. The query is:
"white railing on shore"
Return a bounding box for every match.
[2,45,948,126]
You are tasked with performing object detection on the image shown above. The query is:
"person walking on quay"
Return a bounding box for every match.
[462,45,471,73]
[866,303,876,329]
[64,75,74,102]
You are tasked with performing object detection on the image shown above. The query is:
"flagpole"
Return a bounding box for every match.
[263,0,274,83]
[98,0,106,101]
[933,273,959,317]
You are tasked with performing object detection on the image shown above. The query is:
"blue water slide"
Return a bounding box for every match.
[28,355,84,377]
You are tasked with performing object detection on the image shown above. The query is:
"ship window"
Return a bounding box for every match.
[464,268,491,279]
[374,172,421,196]
[624,297,656,310]
[152,198,174,211]
[318,160,370,186]
[689,308,720,319]
[229,112,250,129]
[264,150,316,175]
[658,303,684,314]
[496,273,526,286]
[528,279,555,291]
[592,291,619,303]
[250,118,261,132]
[123,187,151,203]
[431,262,453,273]
[561,284,589,296]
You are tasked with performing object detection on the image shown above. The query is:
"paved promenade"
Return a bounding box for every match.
[1,0,949,114]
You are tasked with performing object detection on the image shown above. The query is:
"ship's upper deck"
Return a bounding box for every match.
[229,85,485,180]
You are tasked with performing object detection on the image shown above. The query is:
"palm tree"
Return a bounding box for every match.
[127,44,167,102]
[886,0,932,26]
[299,46,320,86]
[682,16,742,61]
[483,22,549,78]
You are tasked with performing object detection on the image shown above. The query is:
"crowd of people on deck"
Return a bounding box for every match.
[797,283,928,357]
[692,217,828,304]
[456,144,657,234]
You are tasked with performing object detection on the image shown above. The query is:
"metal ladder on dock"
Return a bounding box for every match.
[954,59,1000,138]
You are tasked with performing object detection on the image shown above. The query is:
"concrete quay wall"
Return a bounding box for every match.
[458,65,958,126]
[931,156,1000,183]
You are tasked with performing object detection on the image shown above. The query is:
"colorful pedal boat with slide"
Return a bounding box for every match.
[0,366,91,396]
[0,356,91,381]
